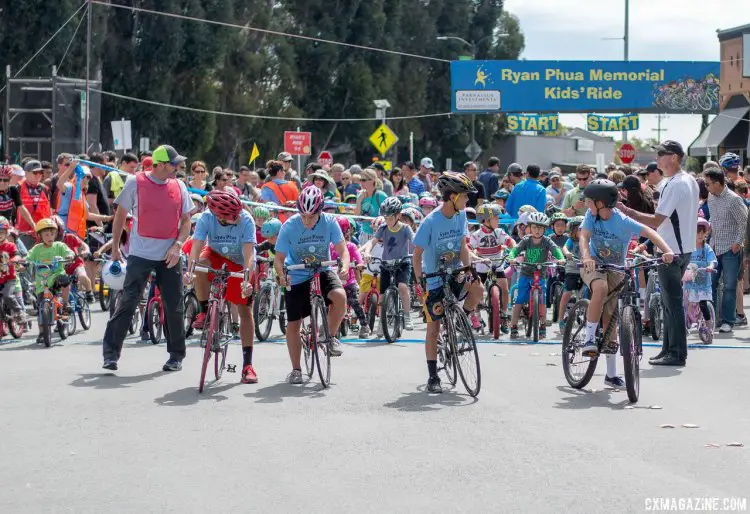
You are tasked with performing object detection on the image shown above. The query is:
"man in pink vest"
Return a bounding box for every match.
[102,145,194,372]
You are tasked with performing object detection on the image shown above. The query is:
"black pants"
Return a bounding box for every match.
[344,283,367,325]
[657,253,691,361]
[102,255,186,362]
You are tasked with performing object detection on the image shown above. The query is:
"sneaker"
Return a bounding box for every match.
[539,326,547,340]
[358,325,370,338]
[510,327,519,339]
[102,359,118,371]
[231,322,240,335]
[470,313,481,330]
[604,375,625,388]
[139,330,150,342]
[328,337,344,357]
[241,364,258,384]
[192,312,207,330]
[718,323,733,334]
[286,369,303,384]
[581,339,598,357]
[376,324,384,338]
[404,317,414,331]
[86,292,95,304]
[735,315,748,327]
[500,316,510,334]
[162,359,182,372]
[426,375,442,394]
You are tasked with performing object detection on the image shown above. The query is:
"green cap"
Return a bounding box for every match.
[152,145,186,164]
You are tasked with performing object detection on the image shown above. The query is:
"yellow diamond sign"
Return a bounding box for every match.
[369,123,399,156]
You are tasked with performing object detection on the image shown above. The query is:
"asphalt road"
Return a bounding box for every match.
[1,305,748,513]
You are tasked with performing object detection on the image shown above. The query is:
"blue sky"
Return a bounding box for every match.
[503,0,747,149]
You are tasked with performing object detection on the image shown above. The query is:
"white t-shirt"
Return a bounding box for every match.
[656,177,668,193]
[655,170,699,255]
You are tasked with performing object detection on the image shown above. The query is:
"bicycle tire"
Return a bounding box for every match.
[40,302,53,348]
[649,294,662,341]
[278,294,287,335]
[561,299,598,389]
[619,305,640,403]
[439,317,458,386]
[301,318,314,378]
[490,285,501,340]
[8,316,24,339]
[58,314,70,340]
[381,288,399,344]
[366,292,378,331]
[531,289,540,343]
[215,305,230,381]
[129,306,140,336]
[198,303,216,393]
[78,292,92,330]
[699,301,715,344]
[552,282,563,322]
[98,270,110,311]
[339,316,348,337]
[184,292,199,338]
[253,285,273,341]
[312,298,331,387]
[450,306,481,397]
[147,300,163,344]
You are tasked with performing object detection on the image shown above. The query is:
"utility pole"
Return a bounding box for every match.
[84,0,92,153]
[621,0,630,143]
[651,114,668,142]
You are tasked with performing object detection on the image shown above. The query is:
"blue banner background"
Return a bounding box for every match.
[451,60,720,114]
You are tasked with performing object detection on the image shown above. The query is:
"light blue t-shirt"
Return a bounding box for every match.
[276,213,344,285]
[582,208,643,266]
[414,209,468,290]
[193,210,256,266]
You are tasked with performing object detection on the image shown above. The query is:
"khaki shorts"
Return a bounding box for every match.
[581,268,624,322]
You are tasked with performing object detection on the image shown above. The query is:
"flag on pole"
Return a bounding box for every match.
[249,143,260,165]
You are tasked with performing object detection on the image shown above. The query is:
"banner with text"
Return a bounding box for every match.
[506,113,559,132]
[587,113,640,132]
[451,60,720,114]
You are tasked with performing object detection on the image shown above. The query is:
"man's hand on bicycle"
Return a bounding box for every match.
[662,252,675,264]
[278,274,290,289]
[556,259,566,266]
[582,256,596,273]
[338,263,350,281]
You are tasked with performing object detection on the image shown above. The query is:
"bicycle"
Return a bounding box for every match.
[194,264,241,393]
[146,271,166,345]
[183,285,199,338]
[362,264,381,334]
[475,256,508,339]
[682,265,716,344]
[561,256,663,403]
[644,267,663,341]
[547,264,566,323]
[423,260,481,397]
[109,285,143,337]
[0,295,26,339]
[511,261,559,342]
[27,258,73,348]
[253,257,287,341]
[65,274,92,336]
[371,256,412,344]
[285,260,338,388]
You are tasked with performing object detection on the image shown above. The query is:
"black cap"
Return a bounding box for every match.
[652,140,684,157]
[371,162,385,172]
[618,175,642,190]
[645,162,659,173]
[24,160,43,172]
[636,167,649,176]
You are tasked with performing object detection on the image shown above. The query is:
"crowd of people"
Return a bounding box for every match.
[1,139,748,393]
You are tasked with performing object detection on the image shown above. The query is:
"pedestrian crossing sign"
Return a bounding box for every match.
[369,123,398,156]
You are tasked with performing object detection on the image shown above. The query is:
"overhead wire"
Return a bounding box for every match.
[58,3,89,75]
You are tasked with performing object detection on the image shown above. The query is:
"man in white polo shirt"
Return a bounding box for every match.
[618,140,698,367]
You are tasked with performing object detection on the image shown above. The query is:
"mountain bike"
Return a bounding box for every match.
[561,256,662,403]
[512,261,558,342]
[194,264,241,393]
[64,274,92,336]
[285,260,338,388]
[370,256,411,344]
[423,260,481,397]
[476,257,507,339]
[253,257,287,341]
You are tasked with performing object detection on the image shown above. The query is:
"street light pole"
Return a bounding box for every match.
[85,0,92,154]
[622,0,630,143]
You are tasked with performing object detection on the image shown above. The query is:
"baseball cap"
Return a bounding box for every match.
[645,162,659,173]
[152,145,186,165]
[652,140,684,157]
[420,157,434,169]
[618,175,641,190]
[371,162,385,172]
[11,165,25,177]
[277,152,294,162]
[141,156,153,171]
[23,160,43,173]
[507,163,523,175]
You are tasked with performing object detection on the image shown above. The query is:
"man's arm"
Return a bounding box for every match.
[617,202,667,229]
[730,198,748,251]
[17,205,36,231]
[640,226,673,257]
[460,238,471,266]
[412,246,424,283]
[110,205,129,261]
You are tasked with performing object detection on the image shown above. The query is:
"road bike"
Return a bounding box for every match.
[562,256,662,403]
[371,256,412,344]
[194,264,240,393]
[285,260,338,387]
[253,257,287,341]
[682,265,716,344]
[423,260,481,397]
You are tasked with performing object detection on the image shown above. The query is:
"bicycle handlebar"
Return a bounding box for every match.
[285,259,338,271]
[423,264,474,280]
[194,265,245,279]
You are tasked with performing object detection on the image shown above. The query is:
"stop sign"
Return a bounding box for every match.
[619,143,636,164]
[317,151,333,168]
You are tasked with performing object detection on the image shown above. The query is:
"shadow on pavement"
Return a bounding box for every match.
[244,381,326,403]
[70,371,166,390]
[640,365,683,378]
[553,385,630,410]
[154,383,239,406]
[384,385,478,412]
[347,342,408,349]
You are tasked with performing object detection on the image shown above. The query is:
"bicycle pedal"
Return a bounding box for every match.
[226,364,237,373]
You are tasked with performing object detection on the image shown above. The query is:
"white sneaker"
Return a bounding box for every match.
[286,369,303,384]
[718,323,733,333]
[376,324,384,338]
[329,337,344,357]
[404,317,414,331]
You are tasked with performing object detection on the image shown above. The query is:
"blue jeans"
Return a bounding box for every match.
[712,250,741,326]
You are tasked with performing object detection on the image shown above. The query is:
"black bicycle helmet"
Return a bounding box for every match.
[436,171,477,196]
[583,179,618,208]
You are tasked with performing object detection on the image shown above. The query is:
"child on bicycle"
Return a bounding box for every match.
[683,218,716,328]
[358,216,384,321]
[557,216,584,330]
[0,217,26,323]
[330,216,369,338]
[506,212,565,340]
[26,218,75,320]
[51,215,94,301]
[470,204,516,334]
[361,197,415,335]
[257,218,282,257]
[579,179,673,387]
[549,212,569,248]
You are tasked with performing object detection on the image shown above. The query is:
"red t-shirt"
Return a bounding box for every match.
[0,241,19,283]
[62,233,85,274]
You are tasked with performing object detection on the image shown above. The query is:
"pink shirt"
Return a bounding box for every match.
[330,242,363,286]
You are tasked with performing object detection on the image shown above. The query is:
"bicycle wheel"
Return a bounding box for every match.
[699,301,715,344]
[301,317,314,378]
[619,305,640,403]
[551,282,563,322]
[561,299,598,389]
[439,318,458,386]
[531,289,540,343]
[449,306,481,397]
[198,304,216,393]
[129,306,140,335]
[147,300,163,344]
[381,288,399,344]
[649,294,662,341]
[311,298,331,387]
[58,312,71,339]
[78,292,92,330]
[40,302,53,348]
[278,294,287,335]
[184,292,199,338]
[253,285,273,341]
[366,292,378,331]
[98,270,110,311]
[215,304,231,381]
[8,315,25,339]
[490,285,501,339]
[339,316,348,337]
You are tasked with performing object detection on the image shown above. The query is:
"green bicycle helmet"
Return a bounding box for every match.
[252,205,271,220]
[550,212,568,224]
[567,216,585,230]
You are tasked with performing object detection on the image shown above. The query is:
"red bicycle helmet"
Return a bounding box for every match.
[336,216,351,234]
[0,165,12,178]
[206,189,243,221]
[298,185,324,214]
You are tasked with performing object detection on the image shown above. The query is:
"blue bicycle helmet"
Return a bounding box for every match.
[261,218,282,238]
[719,152,741,170]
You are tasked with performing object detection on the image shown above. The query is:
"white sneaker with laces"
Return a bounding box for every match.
[329,337,344,356]
[286,369,303,384]
[718,323,733,333]
[404,317,414,331]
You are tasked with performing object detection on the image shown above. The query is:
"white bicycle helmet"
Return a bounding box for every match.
[297,185,324,214]
[527,211,550,227]
[380,196,403,216]
[102,260,127,290]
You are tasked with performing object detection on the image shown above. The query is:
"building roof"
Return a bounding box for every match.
[567,127,615,142]
[717,24,750,42]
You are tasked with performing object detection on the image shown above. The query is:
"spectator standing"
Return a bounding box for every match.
[354,168,387,244]
[187,161,212,193]
[478,156,501,199]
[505,164,547,217]
[401,161,425,195]
[562,164,593,217]
[462,161,485,209]
[277,152,302,189]
[390,167,409,196]
[704,168,748,333]
[260,160,299,222]
[644,162,667,193]
[103,153,139,208]
[417,158,434,192]
[234,166,254,197]
[546,170,570,208]
[372,162,393,197]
